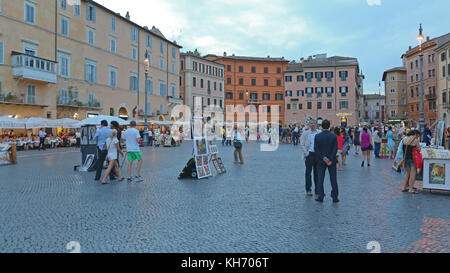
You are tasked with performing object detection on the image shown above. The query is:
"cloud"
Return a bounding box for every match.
[366,0,381,6]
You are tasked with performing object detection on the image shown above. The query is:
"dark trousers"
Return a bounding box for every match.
[374,142,381,157]
[317,161,339,201]
[293,133,299,145]
[305,153,318,194]
[148,136,153,146]
[95,147,107,180]
[38,137,45,150]
[222,136,226,146]
[76,138,81,147]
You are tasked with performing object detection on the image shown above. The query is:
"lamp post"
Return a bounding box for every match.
[378,82,382,125]
[417,24,425,133]
[143,50,150,146]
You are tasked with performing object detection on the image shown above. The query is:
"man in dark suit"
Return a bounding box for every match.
[314,119,339,203]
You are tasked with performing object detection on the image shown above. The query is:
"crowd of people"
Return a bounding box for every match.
[1,129,80,150]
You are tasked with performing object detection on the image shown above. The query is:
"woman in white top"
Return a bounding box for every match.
[102,129,124,184]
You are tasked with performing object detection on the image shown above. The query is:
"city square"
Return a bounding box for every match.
[0,142,448,253]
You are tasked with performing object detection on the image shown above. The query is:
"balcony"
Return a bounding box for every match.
[443,103,450,109]
[0,93,48,107]
[425,93,436,100]
[11,52,57,84]
[247,99,262,104]
[168,97,183,104]
[57,96,103,109]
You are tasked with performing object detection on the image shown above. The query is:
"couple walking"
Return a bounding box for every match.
[301,119,339,203]
[94,120,144,184]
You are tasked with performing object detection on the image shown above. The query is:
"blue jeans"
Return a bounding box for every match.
[374,142,381,157]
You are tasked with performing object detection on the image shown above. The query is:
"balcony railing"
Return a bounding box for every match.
[168,97,183,104]
[0,93,47,106]
[426,93,436,100]
[11,52,57,84]
[57,96,103,109]
[247,99,262,104]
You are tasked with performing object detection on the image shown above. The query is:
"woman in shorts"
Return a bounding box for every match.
[102,129,124,184]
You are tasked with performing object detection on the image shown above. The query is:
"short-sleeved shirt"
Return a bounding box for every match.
[337,135,344,151]
[105,137,119,160]
[123,128,141,152]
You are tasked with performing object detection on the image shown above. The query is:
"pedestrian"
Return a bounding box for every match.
[75,129,81,148]
[109,121,121,180]
[101,129,125,184]
[446,127,450,150]
[300,119,320,196]
[387,126,396,159]
[245,126,250,143]
[373,127,382,158]
[353,126,361,155]
[38,128,46,151]
[334,127,344,171]
[123,120,144,182]
[233,128,244,164]
[293,125,299,146]
[342,128,350,165]
[314,120,339,203]
[94,120,111,181]
[226,126,233,146]
[148,128,153,146]
[221,126,226,146]
[422,124,432,146]
[360,127,373,167]
[400,130,421,194]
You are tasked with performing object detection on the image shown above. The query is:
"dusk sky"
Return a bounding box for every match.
[93,0,449,94]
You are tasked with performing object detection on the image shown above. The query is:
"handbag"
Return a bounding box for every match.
[413,148,423,169]
[234,141,242,149]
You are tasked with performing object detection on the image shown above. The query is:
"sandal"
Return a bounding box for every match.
[409,190,419,194]
[102,181,109,185]
[118,177,125,182]
[401,189,408,192]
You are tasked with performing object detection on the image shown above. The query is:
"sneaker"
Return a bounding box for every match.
[135,176,144,182]
[127,177,133,183]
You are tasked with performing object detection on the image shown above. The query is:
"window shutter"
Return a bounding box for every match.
[93,66,97,83]
[85,63,89,81]
[0,41,4,64]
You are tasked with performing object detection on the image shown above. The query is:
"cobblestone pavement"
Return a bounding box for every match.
[0,142,449,253]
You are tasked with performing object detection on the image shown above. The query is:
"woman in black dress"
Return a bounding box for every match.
[353,126,361,155]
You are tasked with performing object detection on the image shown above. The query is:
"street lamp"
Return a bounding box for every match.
[417,24,425,134]
[378,82,382,124]
[143,50,150,146]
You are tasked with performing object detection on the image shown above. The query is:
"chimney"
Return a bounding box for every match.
[267,55,270,58]
[300,57,304,62]
[223,52,227,57]
[125,11,130,20]
[409,46,412,50]
[426,36,430,41]
[143,26,149,30]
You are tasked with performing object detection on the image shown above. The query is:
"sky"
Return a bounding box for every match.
[91,0,449,94]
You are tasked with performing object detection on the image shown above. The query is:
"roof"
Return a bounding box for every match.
[382,66,406,81]
[180,52,224,66]
[284,56,359,73]
[404,32,450,58]
[204,54,289,63]
[435,32,450,51]
[84,0,182,48]
[285,63,303,73]
[363,94,385,100]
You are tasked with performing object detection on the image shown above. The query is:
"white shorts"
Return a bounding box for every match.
[107,154,117,161]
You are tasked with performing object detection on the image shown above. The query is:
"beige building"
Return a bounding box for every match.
[362,94,385,124]
[0,0,182,121]
[180,51,225,114]
[435,36,450,124]
[382,66,407,121]
[284,54,364,127]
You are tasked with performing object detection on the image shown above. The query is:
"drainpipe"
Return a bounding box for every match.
[54,0,57,62]
[137,29,140,107]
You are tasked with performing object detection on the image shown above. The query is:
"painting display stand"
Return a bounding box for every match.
[421,148,450,191]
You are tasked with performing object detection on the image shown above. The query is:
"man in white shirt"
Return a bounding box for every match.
[123,121,143,182]
[300,119,321,196]
[38,129,47,151]
[148,129,153,146]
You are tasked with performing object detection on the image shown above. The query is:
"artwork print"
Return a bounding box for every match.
[429,163,445,185]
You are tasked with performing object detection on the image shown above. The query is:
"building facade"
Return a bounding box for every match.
[362,94,385,124]
[435,36,450,125]
[180,51,225,114]
[382,66,407,122]
[0,0,182,121]
[205,53,288,124]
[284,54,364,127]
[402,34,450,126]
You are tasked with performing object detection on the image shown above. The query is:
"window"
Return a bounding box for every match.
[109,66,117,87]
[60,0,66,10]
[339,86,348,96]
[132,46,137,60]
[327,101,332,109]
[171,62,175,73]
[110,16,116,32]
[297,90,304,96]
[264,67,268,73]
[287,104,291,110]
[131,27,138,42]
[307,102,312,110]
[159,81,167,97]
[60,16,69,36]
[306,87,313,97]
[339,71,348,81]
[85,60,97,83]
[315,72,323,82]
[390,88,395,93]
[58,53,70,78]
[171,47,176,59]
[192,61,198,71]
[276,79,281,86]
[275,93,283,100]
[239,78,243,85]
[390,99,396,105]
[316,87,323,97]
[264,79,268,86]
[402,97,407,104]
[317,102,322,109]
[443,92,447,104]
[239,66,243,73]
[325,72,333,81]
[251,79,256,86]
[207,80,211,92]
[390,75,395,81]
[74,3,80,16]
[0,81,2,96]
[214,82,217,91]
[200,79,204,88]
[277,67,281,74]
[297,75,304,82]
[443,65,446,78]
[27,85,36,104]
[391,110,396,117]
[59,89,68,104]
[171,83,175,97]
[219,83,222,91]
[326,87,333,97]
[305,72,313,82]
[87,28,95,45]
[251,66,256,73]
[442,52,447,61]
[192,77,196,87]
[227,77,231,84]
[227,65,231,72]
[160,41,164,54]
[402,88,406,94]
[226,92,233,99]
[339,101,348,109]
[285,76,292,82]
[1,40,5,64]
[130,73,138,91]
[110,37,116,53]
[25,1,36,24]
[160,57,164,70]
[239,92,244,100]
[285,90,292,97]
[263,93,270,100]
[88,93,94,105]
[86,5,96,22]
